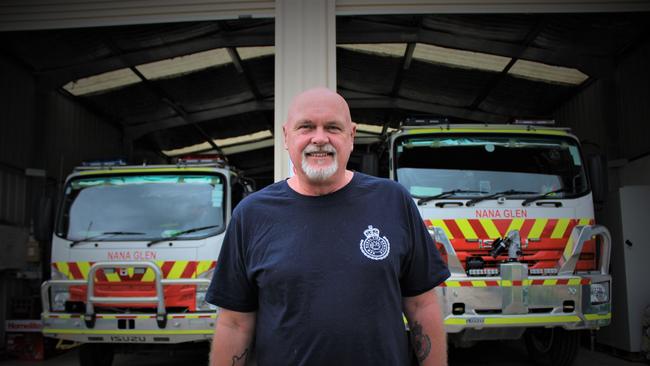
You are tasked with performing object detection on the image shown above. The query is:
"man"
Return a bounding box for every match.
[207,88,450,365]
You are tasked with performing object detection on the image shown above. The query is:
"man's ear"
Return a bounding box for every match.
[283,124,288,149]
[350,123,357,148]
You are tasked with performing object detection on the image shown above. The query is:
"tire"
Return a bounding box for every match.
[524,328,580,366]
[79,343,114,366]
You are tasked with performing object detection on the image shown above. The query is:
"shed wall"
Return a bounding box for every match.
[43,92,125,181]
[554,40,650,186]
[0,56,34,226]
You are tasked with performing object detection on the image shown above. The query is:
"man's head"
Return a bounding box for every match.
[283,88,356,189]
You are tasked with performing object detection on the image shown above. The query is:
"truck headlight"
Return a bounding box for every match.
[195,268,217,311]
[590,282,609,304]
[52,289,70,311]
[195,288,217,311]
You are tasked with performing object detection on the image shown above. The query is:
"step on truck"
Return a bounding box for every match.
[386,121,611,366]
[40,157,252,366]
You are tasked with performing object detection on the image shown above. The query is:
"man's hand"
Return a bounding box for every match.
[210,308,256,366]
[403,289,447,366]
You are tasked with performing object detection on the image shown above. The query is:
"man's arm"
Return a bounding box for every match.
[403,289,447,366]
[210,308,256,366]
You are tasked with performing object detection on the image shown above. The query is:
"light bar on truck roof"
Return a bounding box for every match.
[80,159,127,167]
[175,154,226,166]
[512,119,556,126]
[403,116,450,127]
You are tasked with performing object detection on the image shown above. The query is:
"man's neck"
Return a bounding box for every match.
[287,170,354,196]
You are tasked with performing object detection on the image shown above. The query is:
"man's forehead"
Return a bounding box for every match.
[288,91,350,124]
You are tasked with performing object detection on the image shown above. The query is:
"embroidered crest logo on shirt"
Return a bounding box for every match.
[359,225,390,260]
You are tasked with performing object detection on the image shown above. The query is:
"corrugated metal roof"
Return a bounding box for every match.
[509,59,589,85]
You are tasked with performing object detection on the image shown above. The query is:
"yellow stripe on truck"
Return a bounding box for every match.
[479,219,501,239]
[430,219,453,239]
[456,219,477,240]
[445,315,581,326]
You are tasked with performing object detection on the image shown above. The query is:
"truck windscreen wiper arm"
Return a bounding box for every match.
[146,225,221,247]
[417,189,483,206]
[69,231,145,247]
[465,189,537,207]
[521,188,568,206]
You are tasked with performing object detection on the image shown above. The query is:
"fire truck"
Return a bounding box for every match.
[40,158,251,366]
[385,121,611,366]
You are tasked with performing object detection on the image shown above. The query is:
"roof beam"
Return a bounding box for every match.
[337,18,613,78]
[125,99,274,140]
[344,94,510,124]
[36,22,274,88]
[470,15,547,109]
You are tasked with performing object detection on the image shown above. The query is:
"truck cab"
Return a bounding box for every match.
[388,123,611,366]
[41,158,250,366]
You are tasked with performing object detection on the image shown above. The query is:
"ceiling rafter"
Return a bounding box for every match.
[125,99,274,140]
[101,35,224,154]
[36,21,274,88]
[337,18,613,78]
[470,15,548,110]
[339,88,510,124]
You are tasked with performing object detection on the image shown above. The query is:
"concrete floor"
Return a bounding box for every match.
[0,340,642,366]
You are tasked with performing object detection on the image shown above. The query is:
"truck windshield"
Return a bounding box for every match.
[56,174,226,241]
[394,134,589,199]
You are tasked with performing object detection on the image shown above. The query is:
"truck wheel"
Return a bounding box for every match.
[524,328,580,366]
[79,343,114,366]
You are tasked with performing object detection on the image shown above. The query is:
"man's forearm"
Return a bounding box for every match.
[210,309,256,366]
[404,291,447,366]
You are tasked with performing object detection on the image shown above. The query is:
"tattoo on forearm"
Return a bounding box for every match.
[410,321,431,363]
[231,348,249,366]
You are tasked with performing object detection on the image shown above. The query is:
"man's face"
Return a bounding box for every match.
[284,91,355,185]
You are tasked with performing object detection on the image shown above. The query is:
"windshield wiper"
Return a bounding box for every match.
[146,225,220,247]
[465,189,537,207]
[69,231,145,247]
[521,188,568,206]
[417,189,484,206]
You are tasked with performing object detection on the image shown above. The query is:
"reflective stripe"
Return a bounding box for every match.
[53,260,217,282]
[167,261,188,279]
[78,167,216,175]
[585,313,611,321]
[445,315,581,326]
[528,218,548,239]
[43,328,213,335]
[406,128,570,136]
[426,217,594,240]
[98,315,154,319]
[551,218,570,239]
[455,219,478,240]
[506,218,525,235]
[484,315,581,325]
[441,278,588,287]
[479,219,501,239]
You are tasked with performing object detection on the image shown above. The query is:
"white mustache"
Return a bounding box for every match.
[303,144,336,155]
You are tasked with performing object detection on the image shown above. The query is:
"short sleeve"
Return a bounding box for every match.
[399,192,450,297]
[206,208,258,312]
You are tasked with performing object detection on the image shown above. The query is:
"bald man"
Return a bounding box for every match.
[207,88,450,366]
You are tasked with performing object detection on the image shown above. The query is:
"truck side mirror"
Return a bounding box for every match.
[33,193,54,242]
[585,154,608,205]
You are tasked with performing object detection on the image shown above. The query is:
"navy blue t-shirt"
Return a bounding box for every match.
[207,172,449,365]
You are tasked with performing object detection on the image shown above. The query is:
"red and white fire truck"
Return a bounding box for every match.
[40,158,251,366]
[387,121,611,366]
